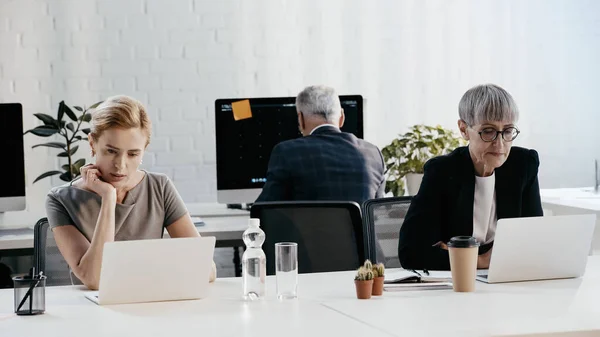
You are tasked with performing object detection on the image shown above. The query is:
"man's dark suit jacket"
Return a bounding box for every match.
[256,125,385,205]
[398,146,543,270]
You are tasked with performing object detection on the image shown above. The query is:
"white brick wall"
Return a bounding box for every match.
[0,0,600,215]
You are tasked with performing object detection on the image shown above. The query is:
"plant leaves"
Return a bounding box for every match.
[57,100,65,121]
[59,172,72,182]
[24,126,59,137]
[61,164,70,171]
[81,128,91,135]
[57,151,69,157]
[63,103,78,121]
[69,145,79,155]
[88,101,103,109]
[78,113,92,123]
[73,106,83,112]
[66,123,75,133]
[33,113,58,126]
[32,142,66,150]
[33,170,62,184]
[382,124,466,196]
[73,158,86,172]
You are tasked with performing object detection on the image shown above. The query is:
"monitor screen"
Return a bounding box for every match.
[0,103,26,211]
[215,95,363,204]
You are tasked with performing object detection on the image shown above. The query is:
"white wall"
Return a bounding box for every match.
[1,0,599,216]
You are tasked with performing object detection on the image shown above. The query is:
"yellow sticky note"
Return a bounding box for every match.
[232,99,252,121]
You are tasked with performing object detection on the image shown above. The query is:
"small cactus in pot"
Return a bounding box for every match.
[371,262,386,296]
[354,266,374,299]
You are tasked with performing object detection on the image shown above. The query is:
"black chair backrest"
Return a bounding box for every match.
[34,217,81,286]
[33,218,49,275]
[362,196,413,268]
[250,201,365,275]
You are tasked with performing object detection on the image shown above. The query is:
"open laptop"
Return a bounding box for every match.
[85,236,215,305]
[477,214,596,284]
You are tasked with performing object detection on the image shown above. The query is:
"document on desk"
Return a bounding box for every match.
[384,282,453,291]
[384,270,452,284]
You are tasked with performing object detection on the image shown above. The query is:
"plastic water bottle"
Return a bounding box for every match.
[242,218,266,300]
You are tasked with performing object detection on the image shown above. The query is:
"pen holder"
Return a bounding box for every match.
[13,275,46,315]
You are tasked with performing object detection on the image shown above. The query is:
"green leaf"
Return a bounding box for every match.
[32,142,66,150]
[59,172,72,182]
[61,164,70,171]
[78,113,92,122]
[73,158,86,172]
[57,151,69,157]
[33,113,58,126]
[69,145,79,155]
[33,170,62,184]
[88,101,103,109]
[63,103,78,121]
[66,123,75,132]
[81,128,91,135]
[24,126,59,137]
[57,101,65,121]
[73,106,83,112]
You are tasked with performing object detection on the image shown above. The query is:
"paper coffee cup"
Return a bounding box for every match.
[448,236,479,292]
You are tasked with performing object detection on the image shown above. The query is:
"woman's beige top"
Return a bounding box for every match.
[45,171,188,241]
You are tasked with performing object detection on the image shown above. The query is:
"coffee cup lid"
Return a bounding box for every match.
[447,236,480,248]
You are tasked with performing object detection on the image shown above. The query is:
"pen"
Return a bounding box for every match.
[410,269,421,277]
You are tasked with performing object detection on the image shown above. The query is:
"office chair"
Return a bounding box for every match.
[362,196,413,268]
[250,201,366,275]
[34,218,82,286]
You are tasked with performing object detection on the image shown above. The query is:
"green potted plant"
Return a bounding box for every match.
[24,100,102,183]
[371,262,385,296]
[354,266,374,299]
[381,124,466,196]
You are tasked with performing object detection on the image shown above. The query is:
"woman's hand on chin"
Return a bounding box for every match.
[80,164,116,199]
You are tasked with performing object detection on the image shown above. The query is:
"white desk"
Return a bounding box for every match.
[1,256,599,336]
[541,188,600,254]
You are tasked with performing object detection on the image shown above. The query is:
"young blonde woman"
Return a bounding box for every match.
[46,95,216,289]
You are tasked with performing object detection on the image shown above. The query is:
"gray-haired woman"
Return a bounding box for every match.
[398,84,543,270]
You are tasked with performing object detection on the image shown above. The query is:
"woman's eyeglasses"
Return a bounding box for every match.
[476,127,520,142]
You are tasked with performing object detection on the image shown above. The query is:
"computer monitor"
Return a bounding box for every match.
[215,95,363,204]
[0,103,26,212]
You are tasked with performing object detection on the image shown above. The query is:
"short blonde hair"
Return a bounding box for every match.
[90,95,152,146]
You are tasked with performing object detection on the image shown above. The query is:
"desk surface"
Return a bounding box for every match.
[541,187,600,212]
[540,188,600,254]
[1,257,599,337]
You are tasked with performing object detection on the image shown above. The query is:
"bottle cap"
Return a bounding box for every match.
[248,218,260,227]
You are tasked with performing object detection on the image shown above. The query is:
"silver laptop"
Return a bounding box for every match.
[477,214,596,284]
[85,236,215,305]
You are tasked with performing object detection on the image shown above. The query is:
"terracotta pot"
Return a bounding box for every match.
[354,279,373,299]
[372,276,385,296]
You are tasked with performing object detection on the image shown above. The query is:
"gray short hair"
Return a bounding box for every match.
[295,85,342,123]
[459,84,519,126]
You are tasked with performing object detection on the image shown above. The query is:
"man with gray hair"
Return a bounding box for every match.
[256,85,385,204]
